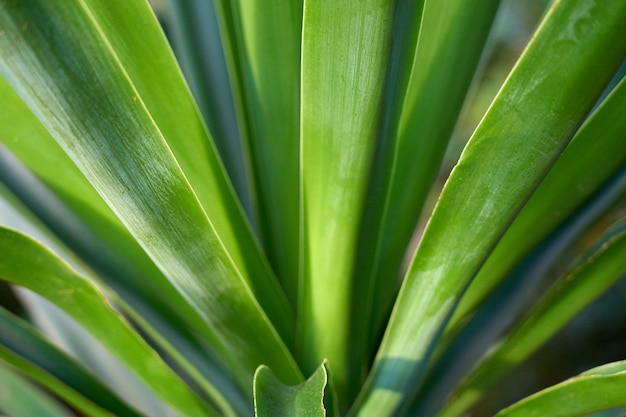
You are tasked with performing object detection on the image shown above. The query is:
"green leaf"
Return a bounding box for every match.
[0,227,217,417]
[74,1,285,332]
[352,2,626,415]
[0,0,300,385]
[119,296,244,417]
[450,72,626,330]
[0,80,247,400]
[421,74,626,417]
[298,0,395,401]
[211,0,303,301]
[254,361,328,417]
[0,362,73,417]
[0,179,252,414]
[438,219,626,417]
[494,361,626,417]
[0,305,144,417]
[164,0,253,220]
[354,0,501,357]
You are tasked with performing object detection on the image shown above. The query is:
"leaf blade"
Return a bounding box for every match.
[0,227,217,417]
[438,219,626,417]
[352,1,626,414]
[299,0,395,401]
[216,0,303,301]
[450,73,626,329]
[494,361,626,417]
[0,0,300,384]
[354,0,501,355]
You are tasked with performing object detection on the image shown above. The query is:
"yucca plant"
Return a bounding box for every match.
[1,0,626,415]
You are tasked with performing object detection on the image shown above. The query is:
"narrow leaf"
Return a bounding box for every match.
[0,227,217,417]
[77,0,289,333]
[0,72,251,400]
[451,73,626,328]
[299,0,394,401]
[418,76,626,416]
[438,219,626,417]
[0,0,300,384]
[354,0,501,357]
[165,0,253,219]
[0,305,144,417]
[0,180,252,414]
[213,0,303,301]
[494,361,626,417]
[353,2,626,415]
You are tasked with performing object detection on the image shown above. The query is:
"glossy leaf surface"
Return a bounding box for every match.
[214,0,303,300]
[354,0,501,354]
[299,0,394,400]
[451,74,626,328]
[0,0,299,385]
[354,1,626,415]
[0,71,252,403]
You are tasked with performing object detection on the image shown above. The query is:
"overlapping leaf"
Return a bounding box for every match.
[0,82,248,402]
[0,305,144,417]
[450,74,626,329]
[438,219,626,417]
[211,0,303,300]
[0,227,215,417]
[0,0,300,386]
[353,0,501,359]
[165,0,252,217]
[352,2,626,415]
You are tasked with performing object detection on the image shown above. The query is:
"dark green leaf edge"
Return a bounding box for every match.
[0,305,144,417]
[0,227,217,417]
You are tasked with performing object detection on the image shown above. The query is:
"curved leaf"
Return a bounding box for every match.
[0,178,252,414]
[451,73,626,329]
[353,1,626,415]
[0,85,243,389]
[0,0,300,384]
[438,219,626,417]
[78,1,289,333]
[0,227,216,417]
[418,76,626,416]
[494,361,626,417]
[0,305,144,417]
[254,361,328,417]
